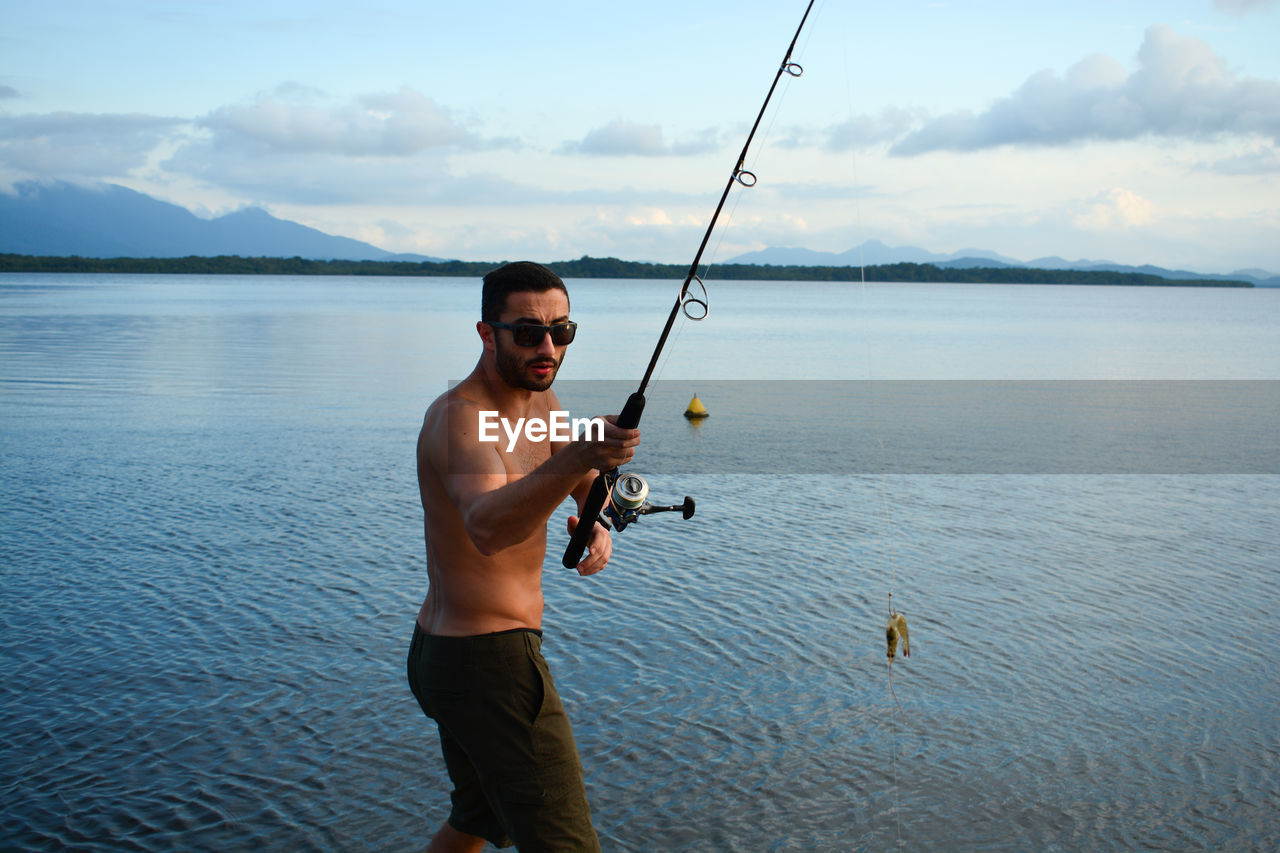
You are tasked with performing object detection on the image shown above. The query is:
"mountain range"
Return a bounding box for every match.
[2,181,1276,286]
[726,244,1279,288]
[0,181,444,263]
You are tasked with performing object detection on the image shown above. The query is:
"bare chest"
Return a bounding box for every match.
[503,433,555,478]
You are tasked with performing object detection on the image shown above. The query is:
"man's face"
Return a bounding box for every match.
[489,288,572,392]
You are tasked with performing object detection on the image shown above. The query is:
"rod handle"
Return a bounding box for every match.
[562,393,645,568]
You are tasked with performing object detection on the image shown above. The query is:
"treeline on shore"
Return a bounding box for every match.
[0,253,1252,287]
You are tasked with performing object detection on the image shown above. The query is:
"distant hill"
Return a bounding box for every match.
[730,243,1280,288]
[729,240,1024,268]
[0,181,446,262]
[0,254,1253,287]
[4,181,1275,285]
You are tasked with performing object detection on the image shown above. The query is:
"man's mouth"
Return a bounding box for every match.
[529,360,556,376]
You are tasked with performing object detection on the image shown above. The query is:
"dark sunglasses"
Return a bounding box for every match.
[486,321,577,347]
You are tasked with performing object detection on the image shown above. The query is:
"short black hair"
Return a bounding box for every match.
[481,261,569,321]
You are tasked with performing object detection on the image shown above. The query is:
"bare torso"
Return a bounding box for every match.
[416,373,563,636]
[414,286,638,637]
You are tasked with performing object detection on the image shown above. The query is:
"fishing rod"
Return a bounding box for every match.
[563,0,816,568]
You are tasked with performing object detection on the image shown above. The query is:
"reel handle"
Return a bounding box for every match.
[638,496,696,520]
[562,392,646,568]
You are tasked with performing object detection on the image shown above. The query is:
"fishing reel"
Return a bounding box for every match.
[600,469,694,533]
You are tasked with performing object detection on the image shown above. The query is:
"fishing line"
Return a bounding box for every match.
[650,304,691,386]
[836,22,907,709]
[709,0,826,274]
[649,66,798,388]
[562,0,819,568]
[841,33,907,850]
[651,2,822,390]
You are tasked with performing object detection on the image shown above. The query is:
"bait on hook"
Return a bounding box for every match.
[886,613,909,661]
[563,0,816,568]
[886,595,910,717]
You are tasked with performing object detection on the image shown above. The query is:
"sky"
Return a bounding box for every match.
[2,0,1279,274]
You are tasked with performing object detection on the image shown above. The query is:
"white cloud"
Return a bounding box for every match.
[0,85,492,191]
[559,119,720,157]
[819,107,922,151]
[0,111,184,177]
[803,106,926,151]
[890,25,1280,154]
[198,85,478,156]
[1071,188,1157,230]
[1194,145,1280,174]
[161,143,494,205]
[626,207,674,226]
[571,120,664,156]
[1213,0,1279,14]
[134,84,538,205]
[782,212,809,232]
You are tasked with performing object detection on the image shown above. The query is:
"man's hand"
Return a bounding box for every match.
[566,515,612,576]
[572,414,640,472]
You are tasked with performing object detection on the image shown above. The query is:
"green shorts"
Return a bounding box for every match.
[406,624,601,852]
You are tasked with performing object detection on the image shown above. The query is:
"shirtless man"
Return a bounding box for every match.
[407,261,639,852]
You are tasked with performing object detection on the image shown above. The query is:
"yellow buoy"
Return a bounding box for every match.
[683,394,709,419]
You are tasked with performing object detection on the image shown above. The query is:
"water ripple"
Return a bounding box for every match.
[5,278,1280,850]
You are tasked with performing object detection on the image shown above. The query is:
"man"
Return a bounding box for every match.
[407,261,639,852]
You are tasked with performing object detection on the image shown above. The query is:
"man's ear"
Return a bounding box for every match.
[477,320,496,350]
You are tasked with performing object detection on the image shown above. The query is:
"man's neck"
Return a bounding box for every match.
[472,359,540,418]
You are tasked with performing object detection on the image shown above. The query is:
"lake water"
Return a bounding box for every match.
[2,274,1278,851]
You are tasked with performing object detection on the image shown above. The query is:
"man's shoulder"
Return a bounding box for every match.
[423,384,489,439]
[426,382,482,413]
[419,391,484,478]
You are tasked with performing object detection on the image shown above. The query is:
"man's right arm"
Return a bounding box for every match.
[424,398,638,556]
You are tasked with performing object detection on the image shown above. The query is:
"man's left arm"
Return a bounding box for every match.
[549,390,615,576]
[565,471,613,576]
